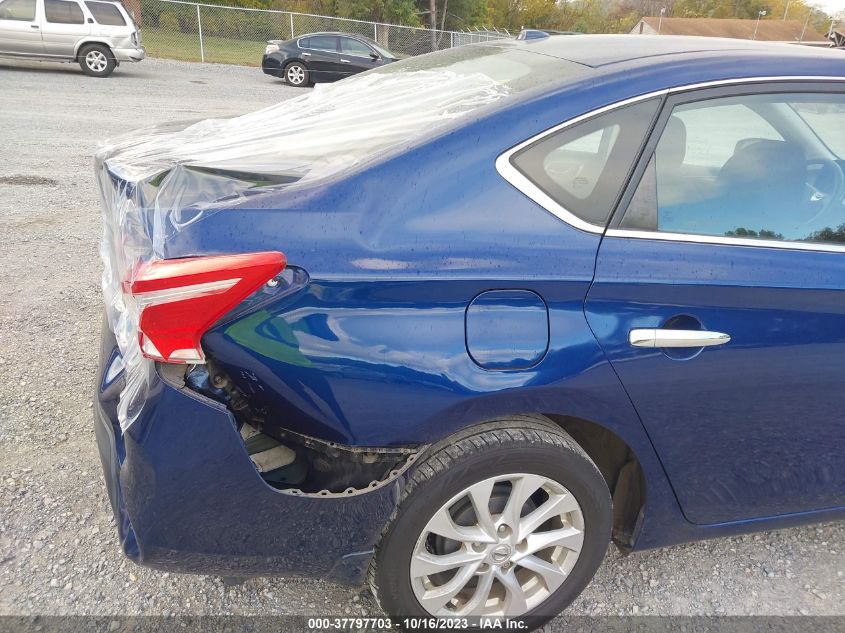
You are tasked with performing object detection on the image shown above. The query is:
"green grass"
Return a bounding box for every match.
[142,28,266,67]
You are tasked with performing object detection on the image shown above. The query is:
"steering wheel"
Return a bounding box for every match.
[803,158,845,226]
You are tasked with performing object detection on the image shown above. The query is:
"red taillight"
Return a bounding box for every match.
[127,251,286,363]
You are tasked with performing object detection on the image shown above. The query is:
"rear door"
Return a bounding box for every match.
[298,35,341,78]
[586,83,845,525]
[41,0,88,57]
[0,0,42,55]
[338,36,379,76]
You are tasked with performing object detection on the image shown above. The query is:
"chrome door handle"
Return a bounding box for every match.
[629,329,731,348]
[340,58,350,63]
[301,52,311,57]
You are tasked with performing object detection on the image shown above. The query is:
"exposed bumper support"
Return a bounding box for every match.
[94,360,405,584]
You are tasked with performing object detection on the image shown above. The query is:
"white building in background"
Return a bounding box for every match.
[630,16,830,46]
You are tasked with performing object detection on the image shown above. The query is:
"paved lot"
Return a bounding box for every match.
[0,57,843,622]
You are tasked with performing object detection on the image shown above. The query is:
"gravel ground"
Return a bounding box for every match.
[0,56,843,623]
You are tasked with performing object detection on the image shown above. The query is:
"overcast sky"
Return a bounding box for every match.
[811,0,845,17]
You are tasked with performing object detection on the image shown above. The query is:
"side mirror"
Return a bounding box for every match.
[87,17,94,23]
[370,52,379,60]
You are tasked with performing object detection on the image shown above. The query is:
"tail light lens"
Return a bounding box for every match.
[127,252,286,363]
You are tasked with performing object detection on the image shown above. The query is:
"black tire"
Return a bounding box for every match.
[78,43,116,78]
[284,61,309,87]
[369,416,612,631]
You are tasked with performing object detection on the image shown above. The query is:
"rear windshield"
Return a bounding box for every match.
[371,45,586,94]
[85,1,126,26]
[101,44,585,189]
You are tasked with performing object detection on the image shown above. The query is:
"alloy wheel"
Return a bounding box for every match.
[86,50,108,73]
[286,65,305,85]
[409,473,585,617]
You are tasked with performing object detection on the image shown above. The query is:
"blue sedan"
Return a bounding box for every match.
[94,35,845,627]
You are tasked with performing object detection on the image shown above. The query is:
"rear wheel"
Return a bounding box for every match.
[369,417,611,630]
[79,44,116,78]
[285,61,309,87]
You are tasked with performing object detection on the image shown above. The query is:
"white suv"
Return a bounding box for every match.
[0,0,143,77]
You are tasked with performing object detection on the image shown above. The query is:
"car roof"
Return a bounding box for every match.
[486,34,844,70]
[298,32,366,39]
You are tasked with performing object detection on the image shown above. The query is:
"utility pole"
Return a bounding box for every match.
[782,0,789,20]
[430,0,437,52]
[658,7,666,33]
[753,9,766,40]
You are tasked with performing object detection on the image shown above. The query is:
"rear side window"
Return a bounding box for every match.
[0,0,36,21]
[509,99,660,228]
[45,0,84,24]
[302,35,337,52]
[85,1,125,26]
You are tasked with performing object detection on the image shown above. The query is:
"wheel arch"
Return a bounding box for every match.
[75,39,114,60]
[438,412,647,551]
[543,413,646,550]
[283,57,309,70]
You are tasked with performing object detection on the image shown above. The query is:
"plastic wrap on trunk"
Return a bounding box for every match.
[95,69,511,431]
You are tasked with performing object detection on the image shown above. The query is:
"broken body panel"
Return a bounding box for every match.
[94,39,845,580]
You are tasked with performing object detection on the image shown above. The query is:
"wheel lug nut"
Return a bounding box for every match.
[502,562,511,569]
[471,542,485,552]
[497,524,510,536]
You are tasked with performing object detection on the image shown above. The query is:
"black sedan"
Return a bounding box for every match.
[262,32,399,87]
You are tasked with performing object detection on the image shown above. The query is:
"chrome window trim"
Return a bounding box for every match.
[340,52,377,59]
[604,228,845,254]
[496,75,845,242]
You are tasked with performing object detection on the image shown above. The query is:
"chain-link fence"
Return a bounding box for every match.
[136,0,510,66]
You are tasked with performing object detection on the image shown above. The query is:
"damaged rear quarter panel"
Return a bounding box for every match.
[119,370,407,582]
[164,98,634,448]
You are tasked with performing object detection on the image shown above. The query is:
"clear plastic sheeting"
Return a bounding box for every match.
[95,69,512,431]
[102,70,510,184]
